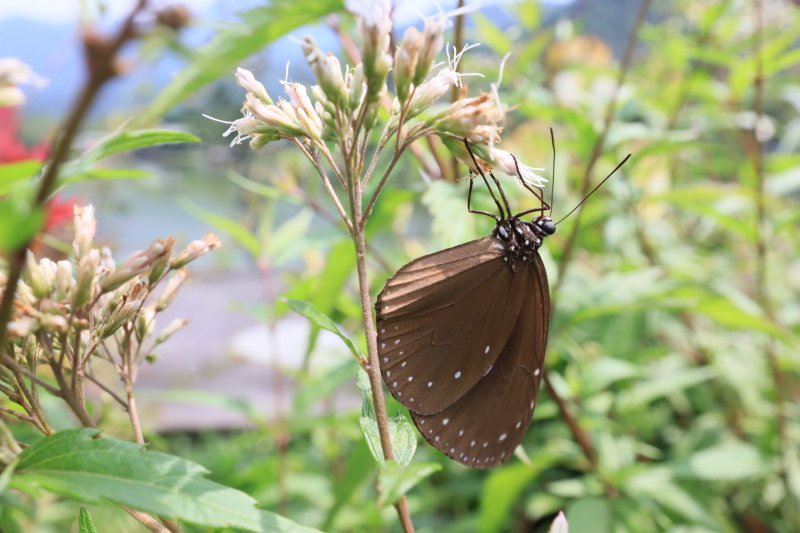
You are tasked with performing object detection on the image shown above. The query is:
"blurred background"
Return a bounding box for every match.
[2,0,799,531]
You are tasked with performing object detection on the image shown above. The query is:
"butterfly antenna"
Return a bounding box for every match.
[549,128,556,217]
[554,154,632,225]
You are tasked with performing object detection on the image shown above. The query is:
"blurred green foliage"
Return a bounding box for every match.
[3,0,799,531]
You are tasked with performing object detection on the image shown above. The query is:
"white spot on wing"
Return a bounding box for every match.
[383,357,388,363]
[516,421,522,429]
[408,376,414,382]
[454,371,461,379]
[392,381,397,387]
[499,433,507,442]
[534,368,540,376]
[435,436,440,441]
[442,418,449,425]
[470,440,475,447]
[427,381,433,388]
[381,343,385,349]
[458,430,464,437]
[380,328,385,334]
[394,339,400,345]
[387,371,391,377]
[401,361,406,367]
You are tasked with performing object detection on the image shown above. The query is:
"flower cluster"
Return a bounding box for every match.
[5,204,219,347]
[216,0,546,190]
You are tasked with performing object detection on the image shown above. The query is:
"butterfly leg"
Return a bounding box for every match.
[464,139,507,219]
[467,174,501,220]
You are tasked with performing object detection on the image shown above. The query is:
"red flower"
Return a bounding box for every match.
[0,106,48,163]
[1,106,77,236]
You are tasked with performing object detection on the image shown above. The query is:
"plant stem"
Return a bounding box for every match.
[352,215,415,532]
[749,0,790,506]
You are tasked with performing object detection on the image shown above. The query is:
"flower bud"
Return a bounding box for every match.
[148,237,175,285]
[407,68,460,118]
[74,249,100,308]
[346,64,366,110]
[235,67,272,104]
[302,36,346,106]
[24,252,52,299]
[170,234,221,269]
[40,314,68,333]
[8,316,38,338]
[245,93,305,137]
[136,305,156,343]
[414,16,447,86]
[155,318,188,345]
[394,27,423,102]
[103,239,170,292]
[347,0,392,103]
[157,269,188,311]
[54,260,74,301]
[72,205,96,258]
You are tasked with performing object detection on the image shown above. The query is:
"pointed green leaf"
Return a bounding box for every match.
[378,461,440,507]
[180,198,260,256]
[9,429,321,532]
[284,298,359,360]
[78,507,97,533]
[133,0,346,126]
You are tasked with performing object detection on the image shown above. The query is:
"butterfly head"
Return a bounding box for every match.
[533,216,556,236]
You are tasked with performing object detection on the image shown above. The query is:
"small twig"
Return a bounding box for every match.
[543,373,596,465]
[553,0,651,294]
[749,0,790,500]
[363,144,408,222]
[293,141,354,235]
[84,371,128,408]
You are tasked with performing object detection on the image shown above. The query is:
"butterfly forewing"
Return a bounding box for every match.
[409,254,550,468]
[376,238,528,415]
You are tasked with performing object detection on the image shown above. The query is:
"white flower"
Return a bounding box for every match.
[489,147,547,189]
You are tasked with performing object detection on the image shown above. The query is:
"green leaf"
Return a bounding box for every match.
[566,498,611,533]
[359,411,416,468]
[60,167,150,186]
[359,416,383,464]
[228,172,300,203]
[377,461,440,508]
[616,367,714,410]
[10,429,321,532]
[180,198,260,256]
[626,466,716,525]
[0,458,18,496]
[284,298,359,360]
[133,0,346,126]
[82,130,200,163]
[56,130,199,189]
[473,13,511,54]
[263,209,314,265]
[78,507,97,533]
[389,413,417,467]
[479,451,559,533]
[321,438,373,531]
[0,184,45,253]
[677,441,767,481]
[0,160,42,195]
[421,180,476,248]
